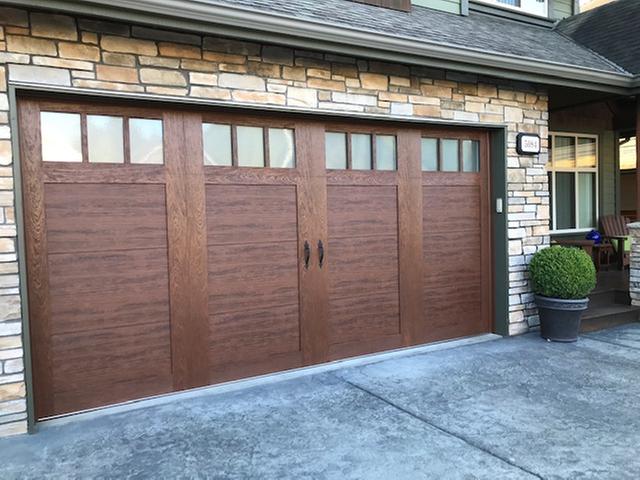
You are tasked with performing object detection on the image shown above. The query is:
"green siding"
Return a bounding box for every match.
[412,0,462,14]
[550,0,575,20]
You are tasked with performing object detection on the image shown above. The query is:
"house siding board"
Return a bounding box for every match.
[550,0,574,20]
[412,0,461,15]
[0,7,550,436]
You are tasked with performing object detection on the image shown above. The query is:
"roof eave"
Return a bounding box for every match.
[5,0,636,94]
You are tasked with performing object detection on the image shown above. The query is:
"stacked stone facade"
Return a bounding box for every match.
[0,6,550,436]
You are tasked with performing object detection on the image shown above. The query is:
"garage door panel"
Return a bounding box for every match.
[52,371,173,417]
[327,185,398,238]
[47,249,170,335]
[206,184,298,245]
[49,322,173,414]
[208,242,299,314]
[21,99,492,419]
[210,303,301,364]
[423,186,481,232]
[326,180,402,352]
[328,235,399,297]
[44,183,168,254]
[50,323,172,376]
[424,231,482,279]
[329,291,400,345]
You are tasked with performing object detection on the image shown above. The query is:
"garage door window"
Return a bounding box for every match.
[87,115,124,164]
[40,112,82,163]
[40,111,164,165]
[202,123,295,168]
[421,137,480,173]
[129,118,164,165]
[325,131,397,171]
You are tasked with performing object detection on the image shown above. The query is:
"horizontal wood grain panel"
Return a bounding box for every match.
[45,183,168,254]
[206,184,298,245]
[423,185,481,232]
[329,334,403,361]
[329,290,400,345]
[328,236,399,298]
[210,351,303,385]
[421,172,481,187]
[424,231,482,282]
[326,169,398,186]
[208,242,299,314]
[204,168,298,185]
[210,303,301,364]
[327,185,398,239]
[50,322,173,415]
[48,249,170,335]
[43,164,166,184]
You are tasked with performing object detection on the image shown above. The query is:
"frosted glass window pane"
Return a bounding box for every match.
[554,136,575,168]
[269,128,295,168]
[130,118,163,165]
[578,173,596,229]
[462,140,480,172]
[441,139,459,172]
[421,138,438,171]
[203,123,232,166]
[326,132,347,169]
[237,126,264,167]
[556,172,575,230]
[40,112,82,163]
[577,137,596,168]
[87,115,124,164]
[351,134,372,170]
[376,135,396,171]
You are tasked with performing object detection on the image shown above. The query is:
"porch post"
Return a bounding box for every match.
[628,223,640,307]
[636,96,640,220]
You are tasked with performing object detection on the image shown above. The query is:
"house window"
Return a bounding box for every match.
[548,133,598,233]
[476,0,548,17]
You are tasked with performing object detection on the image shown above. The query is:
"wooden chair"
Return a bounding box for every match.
[600,215,631,269]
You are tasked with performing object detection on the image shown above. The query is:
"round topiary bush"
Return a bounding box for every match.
[529,246,596,300]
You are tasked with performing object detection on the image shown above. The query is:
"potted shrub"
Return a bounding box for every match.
[529,246,597,342]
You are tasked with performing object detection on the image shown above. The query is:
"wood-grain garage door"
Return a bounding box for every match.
[19,97,491,419]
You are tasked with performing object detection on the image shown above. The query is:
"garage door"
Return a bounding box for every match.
[19,98,492,419]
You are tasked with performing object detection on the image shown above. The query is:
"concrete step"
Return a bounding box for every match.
[581,304,640,333]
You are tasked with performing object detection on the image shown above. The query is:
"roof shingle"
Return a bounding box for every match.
[207,0,627,74]
[558,0,640,75]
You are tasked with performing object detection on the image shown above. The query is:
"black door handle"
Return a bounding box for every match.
[318,240,325,268]
[303,241,311,269]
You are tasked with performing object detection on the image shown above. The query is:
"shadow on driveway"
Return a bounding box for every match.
[2,324,640,479]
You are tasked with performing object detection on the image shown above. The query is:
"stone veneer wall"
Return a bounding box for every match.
[0,6,550,436]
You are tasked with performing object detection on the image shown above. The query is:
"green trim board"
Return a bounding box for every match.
[491,128,509,336]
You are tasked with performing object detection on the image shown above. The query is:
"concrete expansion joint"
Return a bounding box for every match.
[333,374,545,480]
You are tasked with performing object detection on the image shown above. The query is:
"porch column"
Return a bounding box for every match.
[636,96,640,220]
[628,222,640,307]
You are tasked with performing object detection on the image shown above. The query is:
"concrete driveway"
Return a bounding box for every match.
[2,324,640,480]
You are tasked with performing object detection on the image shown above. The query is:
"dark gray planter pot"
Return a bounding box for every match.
[535,295,589,343]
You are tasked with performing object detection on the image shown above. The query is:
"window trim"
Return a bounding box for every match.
[474,0,549,17]
[548,131,599,235]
